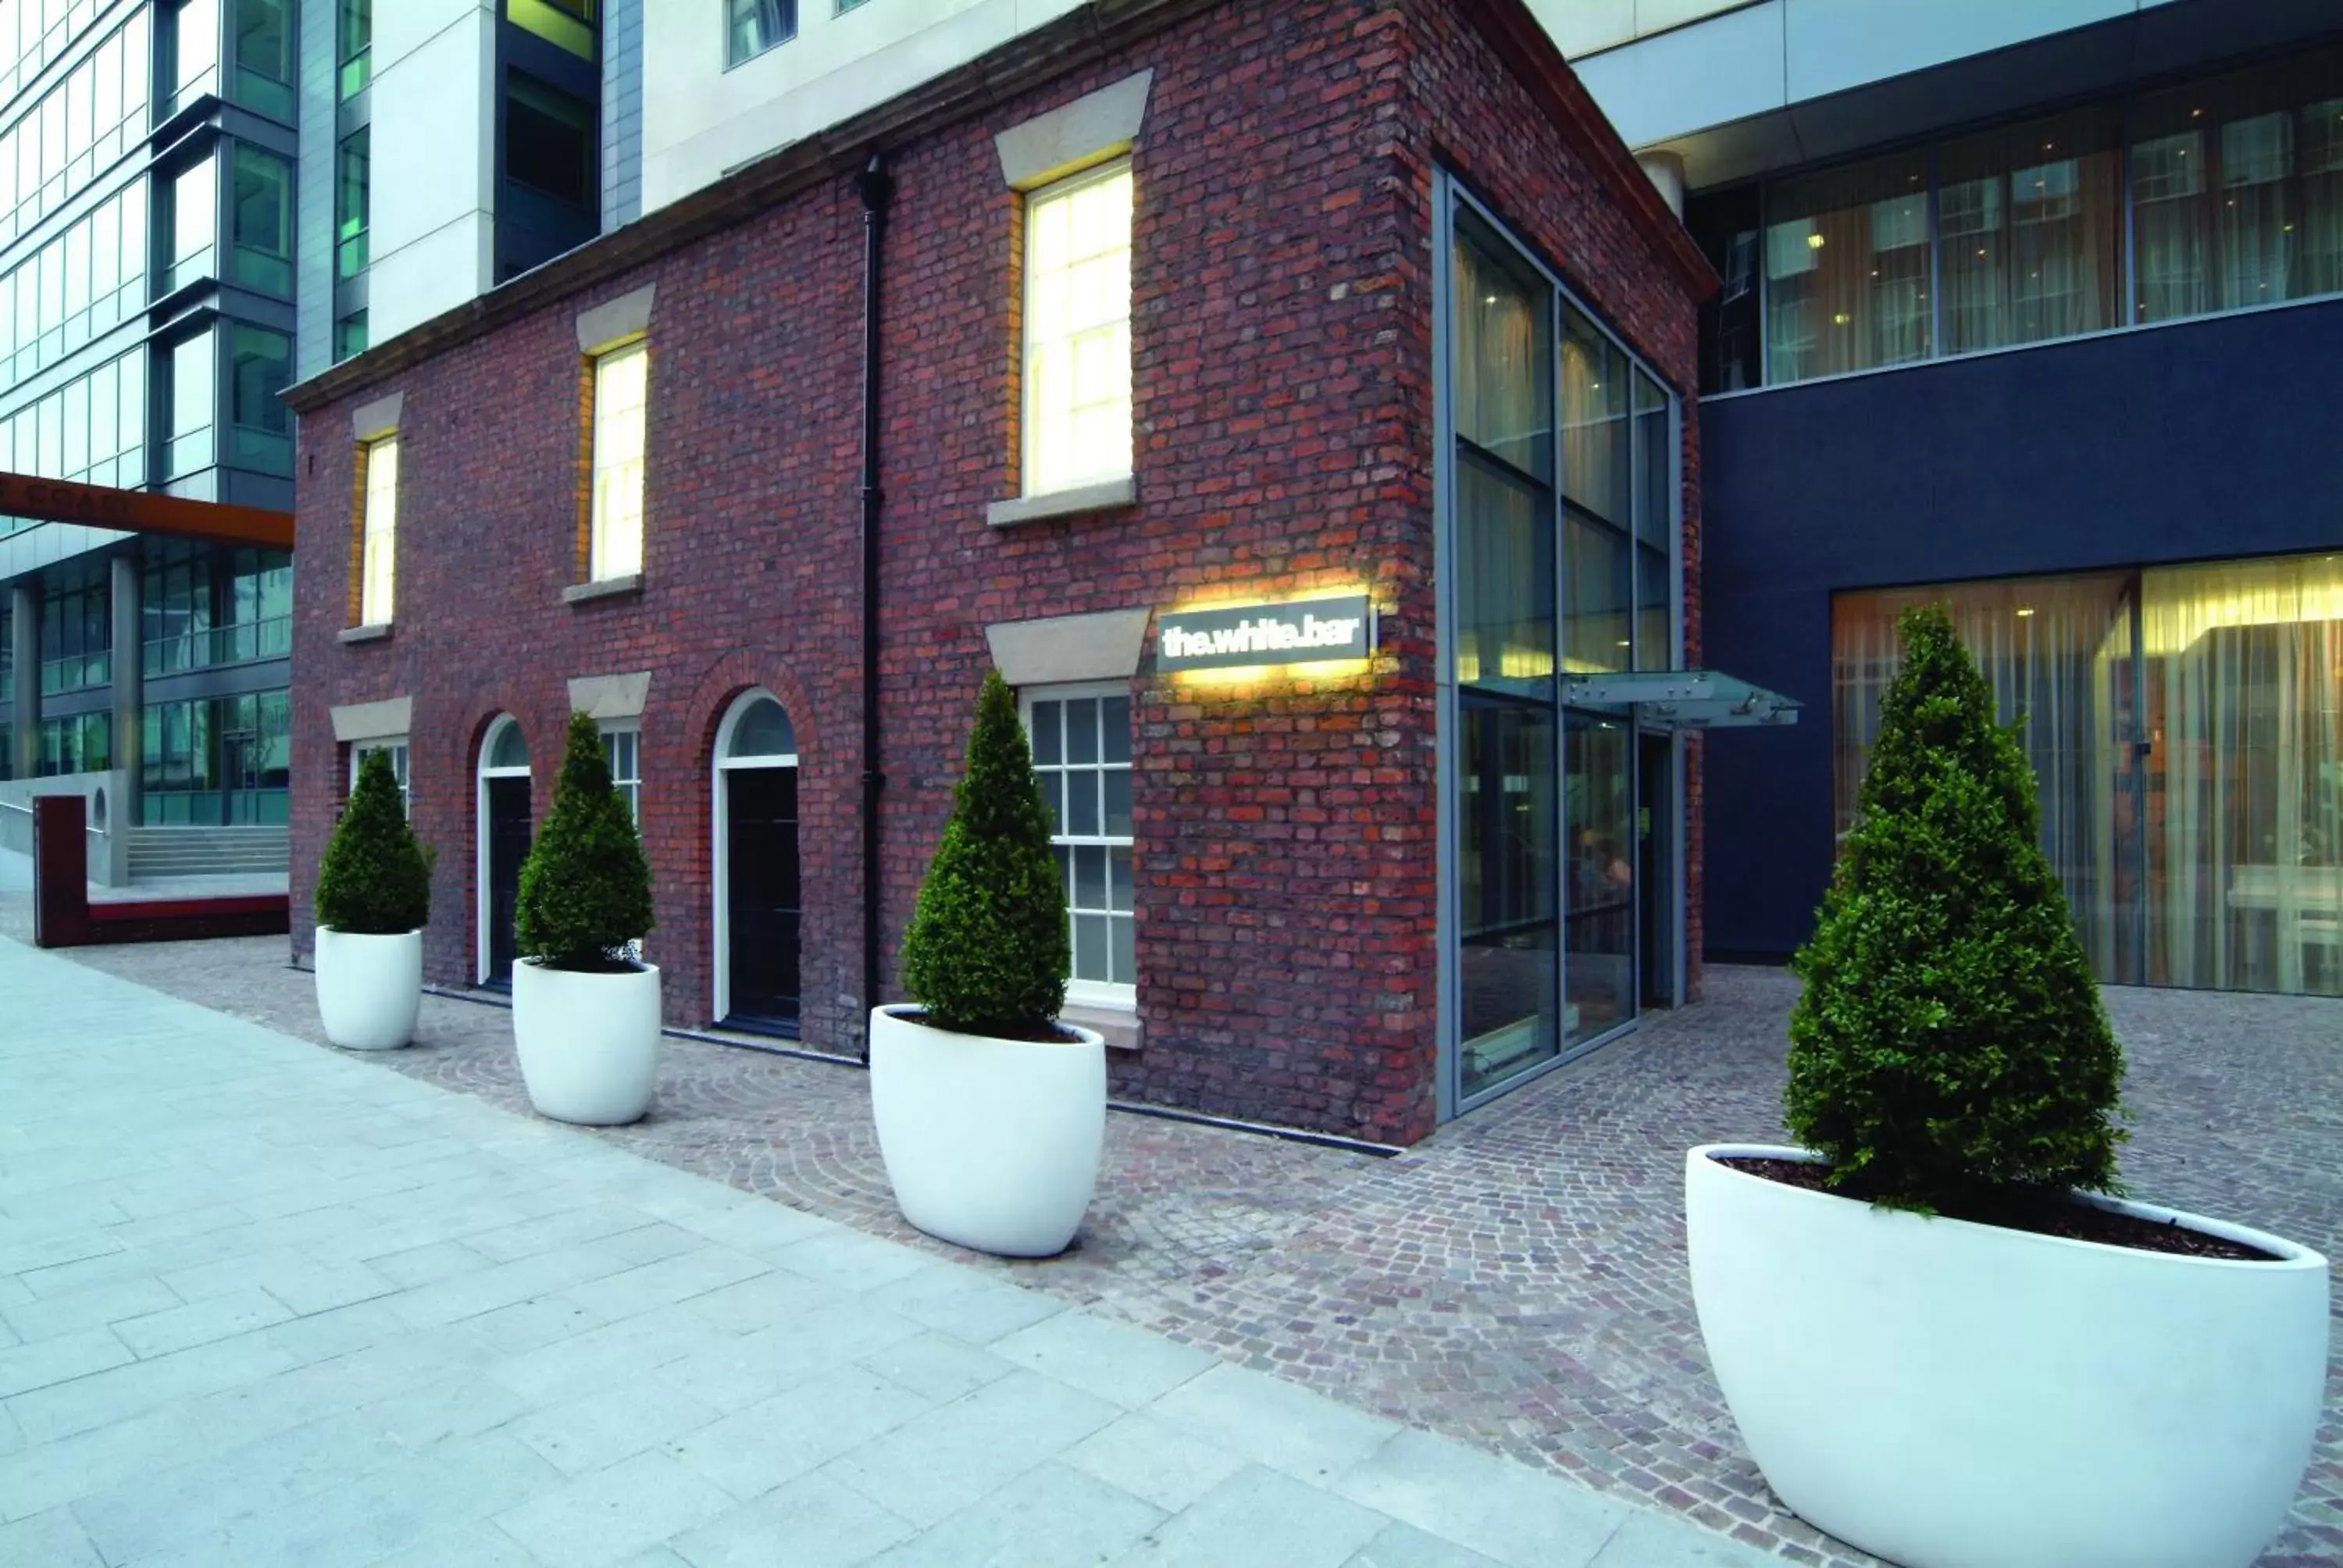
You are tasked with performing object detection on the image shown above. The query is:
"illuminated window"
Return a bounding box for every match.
[1024,686,1135,1007]
[590,340,647,580]
[1022,160,1132,497]
[359,435,396,625]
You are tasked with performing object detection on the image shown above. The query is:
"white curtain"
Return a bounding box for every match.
[2142,555,2343,996]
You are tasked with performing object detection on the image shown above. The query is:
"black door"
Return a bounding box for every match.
[1638,734,1673,1007]
[487,775,532,989]
[725,766,801,1033]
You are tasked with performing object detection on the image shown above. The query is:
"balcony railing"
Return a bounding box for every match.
[40,651,109,695]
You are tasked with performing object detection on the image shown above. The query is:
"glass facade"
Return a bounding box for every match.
[227,323,291,471]
[144,689,290,823]
[1447,189,1679,1104]
[230,0,292,122]
[1695,44,2343,390]
[1833,550,2343,997]
[38,710,107,775]
[0,12,149,251]
[230,144,291,295]
[141,541,291,675]
[38,557,107,695]
[338,0,369,98]
[336,127,368,279]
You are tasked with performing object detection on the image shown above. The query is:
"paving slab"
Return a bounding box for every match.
[2,934,1788,1566]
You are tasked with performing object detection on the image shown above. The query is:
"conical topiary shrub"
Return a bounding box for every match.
[899,669,1071,1035]
[514,711,654,972]
[316,747,430,934]
[1784,602,2124,1216]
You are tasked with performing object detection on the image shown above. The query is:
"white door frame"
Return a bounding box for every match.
[710,690,798,1024]
[476,715,531,985]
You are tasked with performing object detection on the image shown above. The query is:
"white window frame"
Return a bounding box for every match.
[474,715,533,983]
[601,722,641,824]
[710,690,798,1025]
[1020,159,1134,500]
[589,338,647,582]
[350,736,408,818]
[1022,682,1136,1010]
[358,433,396,625]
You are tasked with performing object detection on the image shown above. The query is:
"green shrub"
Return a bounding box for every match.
[899,669,1071,1035]
[315,747,430,935]
[514,711,654,972]
[1785,603,2124,1214]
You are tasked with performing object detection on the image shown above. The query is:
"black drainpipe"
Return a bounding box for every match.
[856,151,894,1057]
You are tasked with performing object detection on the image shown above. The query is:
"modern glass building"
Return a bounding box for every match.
[0,0,639,873]
[1559,0,2343,1000]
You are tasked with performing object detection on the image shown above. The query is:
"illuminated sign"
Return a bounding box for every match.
[1156,593,1374,671]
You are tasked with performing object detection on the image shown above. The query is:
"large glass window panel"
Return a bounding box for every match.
[167,328,213,476]
[230,0,291,120]
[1451,219,1551,481]
[505,71,593,208]
[172,0,218,109]
[1022,160,1133,497]
[1832,573,2138,984]
[1459,696,1560,1099]
[1563,711,1635,1049]
[1560,306,1628,524]
[230,145,291,295]
[1764,151,1932,383]
[590,341,647,579]
[2304,94,2343,296]
[2140,553,2343,997]
[1938,108,2121,354]
[1563,509,1631,676]
[227,326,290,472]
[1454,451,1551,696]
[169,156,216,292]
[335,128,367,278]
[337,0,369,96]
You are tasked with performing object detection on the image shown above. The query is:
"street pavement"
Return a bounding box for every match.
[0,936,1773,1568]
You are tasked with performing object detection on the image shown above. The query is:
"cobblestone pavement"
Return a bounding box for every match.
[9,900,2338,1567]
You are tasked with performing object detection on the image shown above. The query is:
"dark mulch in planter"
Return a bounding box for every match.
[893,1010,1087,1045]
[1720,1156,2285,1263]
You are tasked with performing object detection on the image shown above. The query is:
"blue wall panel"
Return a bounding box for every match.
[1699,298,2343,960]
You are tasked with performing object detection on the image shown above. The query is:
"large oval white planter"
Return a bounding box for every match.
[868,1004,1106,1258]
[313,927,423,1051]
[1685,1142,2330,1568]
[512,960,663,1126]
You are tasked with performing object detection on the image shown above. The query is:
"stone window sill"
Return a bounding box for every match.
[563,573,644,605]
[986,476,1136,528]
[338,623,393,644]
[1062,1001,1141,1053]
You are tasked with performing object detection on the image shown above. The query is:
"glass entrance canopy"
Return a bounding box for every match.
[1560,670,1802,730]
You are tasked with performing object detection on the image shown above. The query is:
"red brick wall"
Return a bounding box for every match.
[291,0,1703,1143]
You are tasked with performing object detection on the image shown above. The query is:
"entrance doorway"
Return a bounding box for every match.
[712,692,800,1035]
[476,717,531,989]
[1638,732,1676,1007]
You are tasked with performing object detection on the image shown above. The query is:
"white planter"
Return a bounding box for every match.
[868,1004,1107,1257]
[1685,1142,2331,1568]
[313,927,423,1051]
[512,960,663,1126]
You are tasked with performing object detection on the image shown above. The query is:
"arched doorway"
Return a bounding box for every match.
[711,691,800,1034]
[476,716,531,989]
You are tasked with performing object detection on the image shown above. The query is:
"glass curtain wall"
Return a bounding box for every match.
[1703,44,2343,389]
[141,689,290,823]
[1831,550,2343,997]
[1448,188,1679,1105]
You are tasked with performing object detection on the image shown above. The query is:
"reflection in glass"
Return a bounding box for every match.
[1831,554,2343,998]
[1453,225,1550,480]
[1460,697,1558,1099]
[1564,509,1631,675]
[1765,151,1931,382]
[1455,454,1551,693]
[1937,108,2121,354]
[1561,307,1627,524]
[1564,712,1635,1048]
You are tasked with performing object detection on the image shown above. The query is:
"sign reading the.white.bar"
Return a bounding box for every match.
[1155,594,1374,672]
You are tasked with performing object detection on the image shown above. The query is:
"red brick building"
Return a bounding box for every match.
[285,0,1724,1147]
